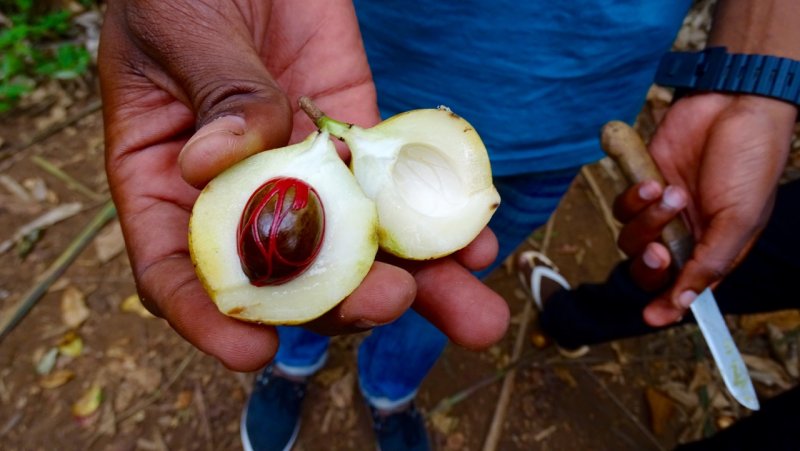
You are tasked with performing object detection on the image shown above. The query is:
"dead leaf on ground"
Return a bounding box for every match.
[35,347,59,375]
[590,362,624,383]
[40,369,75,389]
[740,310,800,335]
[72,384,103,419]
[61,286,90,328]
[328,371,354,409]
[743,354,792,390]
[315,366,346,387]
[94,220,126,263]
[174,390,193,410]
[120,294,154,318]
[58,331,84,357]
[553,367,577,388]
[766,324,800,379]
[660,382,699,410]
[688,362,712,392]
[646,387,675,436]
[430,411,459,435]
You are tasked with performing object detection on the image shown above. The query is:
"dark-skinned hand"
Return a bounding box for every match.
[612,93,795,326]
[99,0,508,372]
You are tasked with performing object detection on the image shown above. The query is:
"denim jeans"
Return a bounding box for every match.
[275,167,582,408]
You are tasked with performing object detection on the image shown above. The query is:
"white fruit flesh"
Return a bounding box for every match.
[340,108,500,260]
[189,132,378,324]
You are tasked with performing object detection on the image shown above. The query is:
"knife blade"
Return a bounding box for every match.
[599,120,759,410]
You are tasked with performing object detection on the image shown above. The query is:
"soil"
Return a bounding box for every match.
[1,7,800,446]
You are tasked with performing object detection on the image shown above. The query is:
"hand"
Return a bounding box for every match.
[614,93,795,326]
[99,0,509,372]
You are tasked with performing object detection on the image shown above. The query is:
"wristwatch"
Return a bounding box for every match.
[654,46,800,107]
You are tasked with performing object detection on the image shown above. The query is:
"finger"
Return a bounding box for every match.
[303,262,417,335]
[453,227,499,272]
[628,242,672,292]
[666,211,764,311]
[413,258,510,349]
[642,298,685,327]
[613,180,663,223]
[137,253,279,372]
[108,2,293,187]
[618,185,688,256]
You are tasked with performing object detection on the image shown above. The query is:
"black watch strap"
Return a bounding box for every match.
[654,46,800,107]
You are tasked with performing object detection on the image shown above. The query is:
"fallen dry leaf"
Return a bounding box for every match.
[553,367,577,388]
[315,366,346,387]
[590,362,624,383]
[94,220,126,263]
[328,371,354,409]
[688,362,712,392]
[120,294,154,318]
[646,387,675,436]
[174,390,193,410]
[740,310,800,335]
[430,411,459,435]
[660,382,699,410]
[58,332,84,357]
[40,369,75,389]
[61,286,90,329]
[36,348,59,375]
[72,384,103,419]
[743,354,792,390]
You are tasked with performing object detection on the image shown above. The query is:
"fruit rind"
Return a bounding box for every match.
[189,132,378,324]
[340,108,500,260]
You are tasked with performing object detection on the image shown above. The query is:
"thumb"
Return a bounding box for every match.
[118,1,292,187]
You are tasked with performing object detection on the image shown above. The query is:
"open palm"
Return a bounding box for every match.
[99,0,508,371]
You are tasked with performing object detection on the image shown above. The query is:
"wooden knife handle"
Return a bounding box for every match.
[600,121,693,268]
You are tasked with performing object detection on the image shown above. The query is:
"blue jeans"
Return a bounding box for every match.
[275,167,581,408]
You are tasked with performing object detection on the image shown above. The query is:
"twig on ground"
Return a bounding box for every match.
[194,382,215,451]
[30,155,105,201]
[0,174,34,202]
[0,99,102,173]
[580,165,626,259]
[0,202,84,254]
[0,200,116,342]
[482,214,556,451]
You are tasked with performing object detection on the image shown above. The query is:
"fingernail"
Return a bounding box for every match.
[353,319,379,329]
[661,186,686,210]
[179,115,247,161]
[642,246,661,269]
[638,181,660,201]
[677,290,697,308]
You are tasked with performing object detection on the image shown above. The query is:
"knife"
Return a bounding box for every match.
[600,121,759,411]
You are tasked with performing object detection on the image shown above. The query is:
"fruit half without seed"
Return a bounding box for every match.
[300,97,501,260]
[189,132,379,325]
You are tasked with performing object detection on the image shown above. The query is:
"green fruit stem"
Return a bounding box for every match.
[298,96,352,139]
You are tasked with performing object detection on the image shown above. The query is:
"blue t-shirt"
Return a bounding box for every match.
[354,0,692,176]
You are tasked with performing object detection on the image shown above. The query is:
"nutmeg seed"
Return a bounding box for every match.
[237,177,325,286]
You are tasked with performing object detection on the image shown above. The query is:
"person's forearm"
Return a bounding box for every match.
[709,0,800,59]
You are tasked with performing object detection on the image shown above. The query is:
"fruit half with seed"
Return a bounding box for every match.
[300,97,500,260]
[189,132,378,325]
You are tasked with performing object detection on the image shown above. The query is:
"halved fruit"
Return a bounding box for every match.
[189,132,378,325]
[300,98,500,260]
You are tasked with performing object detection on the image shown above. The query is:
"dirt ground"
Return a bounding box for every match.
[2,3,800,449]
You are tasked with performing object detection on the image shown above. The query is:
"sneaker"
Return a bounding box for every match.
[370,403,431,451]
[516,250,589,358]
[241,365,306,451]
